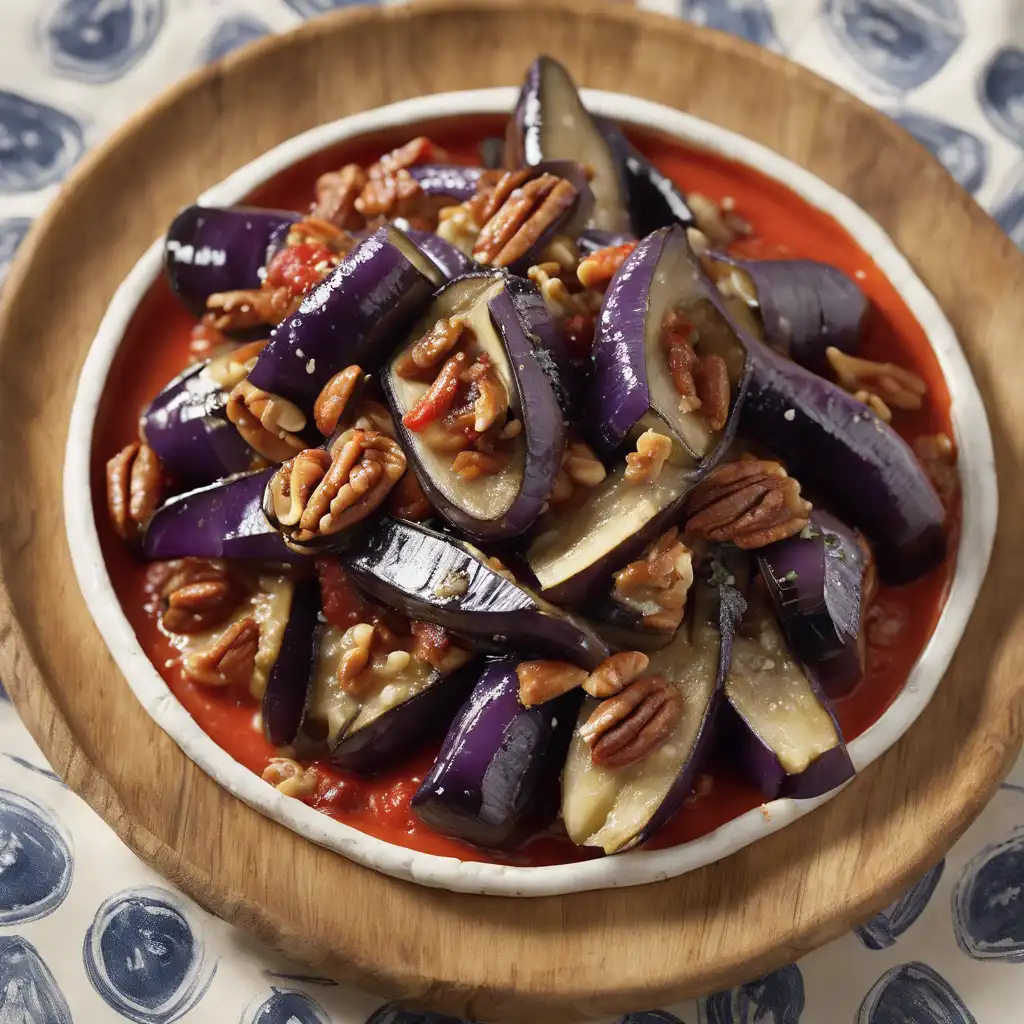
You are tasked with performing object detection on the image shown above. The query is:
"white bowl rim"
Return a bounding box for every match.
[63,86,998,897]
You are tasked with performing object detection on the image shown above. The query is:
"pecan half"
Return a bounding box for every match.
[336,622,376,694]
[262,758,319,799]
[313,163,368,228]
[684,458,811,549]
[204,287,297,332]
[106,441,163,541]
[551,438,606,505]
[313,365,363,436]
[624,429,673,485]
[268,429,406,545]
[517,660,589,707]
[410,620,452,670]
[584,652,649,699]
[463,353,508,434]
[472,173,577,267]
[160,559,246,634]
[451,449,508,480]
[826,346,927,418]
[661,310,731,429]
[226,379,308,463]
[394,316,467,380]
[182,617,260,688]
[613,528,694,632]
[579,675,682,768]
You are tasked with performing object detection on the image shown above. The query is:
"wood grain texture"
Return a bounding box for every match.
[0,2,1021,1019]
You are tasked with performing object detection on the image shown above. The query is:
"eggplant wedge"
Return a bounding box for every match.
[505,56,631,236]
[406,164,488,202]
[341,517,608,669]
[528,224,750,604]
[742,338,946,583]
[411,658,580,849]
[562,567,746,853]
[262,576,321,747]
[758,510,870,698]
[140,347,261,488]
[725,586,854,800]
[403,229,473,282]
[704,253,867,372]
[245,224,442,419]
[143,469,298,562]
[164,204,298,318]
[383,271,570,541]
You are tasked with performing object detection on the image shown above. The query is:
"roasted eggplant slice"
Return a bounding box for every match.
[411,658,579,849]
[562,567,745,853]
[725,587,855,799]
[528,224,750,603]
[505,56,631,236]
[141,346,262,488]
[742,338,946,583]
[383,271,569,541]
[406,164,488,202]
[245,224,441,419]
[705,253,867,372]
[758,510,870,698]
[403,229,473,282]
[164,204,298,317]
[143,469,298,562]
[262,576,321,747]
[341,517,608,669]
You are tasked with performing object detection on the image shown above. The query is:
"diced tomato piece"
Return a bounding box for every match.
[402,352,466,431]
[265,242,334,297]
[315,559,371,630]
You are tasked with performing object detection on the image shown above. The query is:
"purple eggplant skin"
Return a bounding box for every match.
[330,660,480,775]
[263,577,321,747]
[411,659,580,850]
[478,137,505,170]
[246,224,438,419]
[742,338,946,584]
[577,227,637,257]
[140,362,254,488]
[384,271,569,541]
[340,518,608,669]
[406,164,487,202]
[715,253,868,373]
[164,205,298,318]
[402,229,473,282]
[143,469,300,563]
[758,509,866,698]
[597,118,694,236]
[505,56,632,236]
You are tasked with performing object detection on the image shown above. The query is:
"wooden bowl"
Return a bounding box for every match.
[1,1,1022,1019]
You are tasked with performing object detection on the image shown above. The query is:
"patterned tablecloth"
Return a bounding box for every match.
[0,1,1020,1021]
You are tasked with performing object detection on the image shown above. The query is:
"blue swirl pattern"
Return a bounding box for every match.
[855,859,946,949]
[83,886,216,1022]
[365,1004,477,1024]
[620,1013,686,1023]
[679,0,780,52]
[40,0,165,84]
[283,0,379,17]
[0,936,72,1024]
[201,16,271,64]
[0,218,32,281]
[700,964,804,1023]
[821,0,965,94]
[890,113,987,193]
[856,962,976,1024]
[0,91,84,193]
[244,987,333,1023]
[979,46,1024,147]
[953,825,1024,960]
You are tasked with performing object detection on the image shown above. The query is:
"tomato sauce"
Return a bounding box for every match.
[92,115,957,866]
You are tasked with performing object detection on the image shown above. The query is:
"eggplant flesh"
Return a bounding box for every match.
[340,518,608,669]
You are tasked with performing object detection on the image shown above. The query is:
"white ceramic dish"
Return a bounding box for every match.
[63,87,997,897]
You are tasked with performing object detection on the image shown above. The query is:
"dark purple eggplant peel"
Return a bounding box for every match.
[758,509,868,698]
[164,205,298,318]
[562,563,746,853]
[341,517,608,669]
[411,658,580,849]
[742,337,946,583]
[383,271,571,541]
[402,229,473,282]
[528,224,750,604]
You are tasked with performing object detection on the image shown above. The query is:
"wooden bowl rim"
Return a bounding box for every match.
[64,84,995,896]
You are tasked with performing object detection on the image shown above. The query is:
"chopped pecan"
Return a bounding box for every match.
[386,470,432,521]
[372,136,448,178]
[451,449,508,480]
[188,321,229,362]
[662,310,731,428]
[402,351,467,431]
[262,758,318,800]
[467,169,532,225]
[551,438,606,505]
[351,398,396,437]
[355,169,425,220]
[226,379,308,463]
[584,652,650,699]
[410,620,452,670]
[269,429,406,545]
[472,173,577,267]
[527,262,596,319]
[313,365,363,436]
[624,429,673,485]
[394,316,467,380]
[204,286,297,332]
[687,192,752,247]
[160,559,246,634]
[576,242,638,291]
[336,622,375,693]
[614,528,694,632]
[579,675,682,768]
[517,660,589,707]
[313,164,368,228]
[285,217,356,253]
[684,458,811,549]
[463,354,508,433]
[106,441,163,541]
[826,347,927,418]
[182,617,259,688]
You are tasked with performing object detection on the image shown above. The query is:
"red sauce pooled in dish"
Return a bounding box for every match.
[92,115,958,866]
